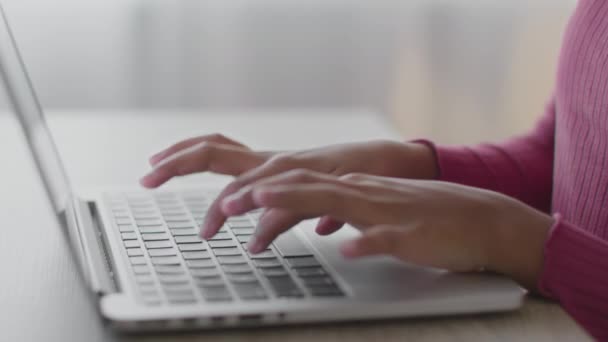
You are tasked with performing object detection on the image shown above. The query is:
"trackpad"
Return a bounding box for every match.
[298,223,516,302]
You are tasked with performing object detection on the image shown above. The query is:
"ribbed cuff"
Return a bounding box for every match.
[410,139,494,188]
[537,213,608,299]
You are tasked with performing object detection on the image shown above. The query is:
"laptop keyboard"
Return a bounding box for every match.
[105,191,345,306]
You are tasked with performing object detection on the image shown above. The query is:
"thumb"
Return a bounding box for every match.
[340,225,409,259]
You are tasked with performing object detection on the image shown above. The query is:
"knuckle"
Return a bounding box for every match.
[340,172,365,182]
[196,141,214,153]
[208,133,226,141]
[268,154,296,168]
[284,168,312,181]
[225,179,245,194]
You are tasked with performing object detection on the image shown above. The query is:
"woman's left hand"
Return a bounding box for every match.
[220,170,554,290]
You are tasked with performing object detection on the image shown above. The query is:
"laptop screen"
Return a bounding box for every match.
[0,5,72,214]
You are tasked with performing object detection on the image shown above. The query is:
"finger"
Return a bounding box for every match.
[201,156,305,238]
[246,208,303,253]
[150,134,248,165]
[251,183,375,226]
[314,216,344,235]
[140,142,264,188]
[340,225,406,258]
[220,169,344,216]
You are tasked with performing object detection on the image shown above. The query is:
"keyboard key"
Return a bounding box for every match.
[131,208,156,215]
[145,240,173,249]
[194,276,226,287]
[216,255,247,265]
[209,232,232,240]
[159,204,182,211]
[308,285,343,297]
[174,235,202,244]
[136,219,164,226]
[285,256,320,268]
[301,276,335,286]
[227,216,249,223]
[154,265,186,275]
[178,243,206,252]
[121,232,138,240]
[141,233,170,241]
[221,263,253,274]
[182,251,211,260]
[148,248,177,257]
[158,274,190,285]
[164,217,191,223]
[186,259,215,268]
[226,273,258,283]
[126,248,144,257]
[167,221,195,229]
[132,265,151,275]
[130,203,154,210]
[231,227,255,235]
[130,256,147,265]
[190,267,221,278]
[236,235,252,243]
[273,231,312,257]
[133,212,160,220]
[258,266,288,277]
[227,221,254,229]
[161,209,188,216]
[212,247,241,256]
[138,226,166,234]
[199,286,232,302]
[252,258,283,268]
[249,250,276,259]
[233,283,267,300]
[118,225,135,233]
[162,212,189,218]
[243,243,272,254]
[266,276,303,298]
[208,240,237,248]
[292,267,326,277]
[135,274,155,285]
[150,256,181,265]
[170,228,197,236]
[165,290,197,304]
[115,218,132,225]
[123,240,140,248]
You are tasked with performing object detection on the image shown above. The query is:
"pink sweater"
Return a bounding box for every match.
[427,0,608,339]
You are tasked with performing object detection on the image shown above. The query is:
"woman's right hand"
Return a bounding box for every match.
[140,133,438,237]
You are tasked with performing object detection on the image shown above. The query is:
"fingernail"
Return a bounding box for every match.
[220,195,240,214]
[149,151,165,163]
[139,174,154,187]
[246,237,262,254]
[340,240,359,258]
[200,227,212,240]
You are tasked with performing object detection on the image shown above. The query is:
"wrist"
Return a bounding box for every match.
[393,141,439,180]
[486,196,554,290]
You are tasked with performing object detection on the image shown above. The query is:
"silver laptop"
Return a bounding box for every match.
[0,5,523,332]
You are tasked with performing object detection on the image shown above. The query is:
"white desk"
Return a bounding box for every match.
[0,110,589,341]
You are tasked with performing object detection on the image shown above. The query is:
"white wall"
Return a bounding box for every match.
[1,0,576,142]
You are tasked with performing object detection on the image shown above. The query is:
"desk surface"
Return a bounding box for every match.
[0,110,589,341]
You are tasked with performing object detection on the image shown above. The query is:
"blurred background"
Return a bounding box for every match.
[2,0,575,144]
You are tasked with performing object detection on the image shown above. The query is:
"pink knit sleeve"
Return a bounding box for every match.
[417,99,556,213]
[539,215,608,339]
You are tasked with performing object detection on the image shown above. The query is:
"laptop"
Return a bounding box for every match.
[0,5,523,332]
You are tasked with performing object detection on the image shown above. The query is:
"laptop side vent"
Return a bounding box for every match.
[87,201,120,293]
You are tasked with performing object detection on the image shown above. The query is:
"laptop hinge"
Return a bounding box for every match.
[68,198,117,295]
